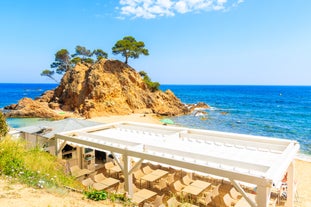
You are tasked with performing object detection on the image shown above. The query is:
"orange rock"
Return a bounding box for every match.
[5,59,191,119]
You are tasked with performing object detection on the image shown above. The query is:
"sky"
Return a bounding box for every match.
[0,0,310,85]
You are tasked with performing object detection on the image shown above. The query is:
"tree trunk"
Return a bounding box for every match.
[125,55,128,64]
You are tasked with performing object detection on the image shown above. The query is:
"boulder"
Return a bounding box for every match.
[4,98,66,119]
[188,102,210,112]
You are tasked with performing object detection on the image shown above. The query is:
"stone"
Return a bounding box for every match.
[5,59,197,119]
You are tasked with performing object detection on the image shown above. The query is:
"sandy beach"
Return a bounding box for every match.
[1,114,310,206]
[295,159,311,206]
[90,113,162,125]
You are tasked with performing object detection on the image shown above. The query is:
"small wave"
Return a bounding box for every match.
[209,107,217,111]
[193,107,209,111]
[207,107,235,111]
[25,88,43,92]
[297,153,311,162]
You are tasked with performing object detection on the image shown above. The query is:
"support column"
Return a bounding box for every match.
[123,154,133,197]
[112,152,123,171]
[286,161,295,207]
[256,185,271,207]
[230,179,257,207]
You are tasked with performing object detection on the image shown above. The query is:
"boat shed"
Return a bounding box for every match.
[55,121,299,207]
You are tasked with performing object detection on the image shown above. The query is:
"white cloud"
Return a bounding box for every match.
[175,1,189,13]
[118,0,244,19]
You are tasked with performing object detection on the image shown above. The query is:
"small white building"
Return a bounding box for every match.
[16,118,105,171]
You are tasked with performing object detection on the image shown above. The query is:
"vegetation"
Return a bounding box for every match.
[84,189,108,201]
[40,69,58,83]
[51,49,72,75]
[139,71,160,92]
[84,190,133,205]
[112,36,149,64]
[0,111,8,137]
[92,49,108,61]
[0,136,135,205]
[41,46,108,82]
[41,37,153,87]
[0,137,81,190]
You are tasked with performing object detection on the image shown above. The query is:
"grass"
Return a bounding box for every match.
[0,136,82,192]
[0,136,135,206]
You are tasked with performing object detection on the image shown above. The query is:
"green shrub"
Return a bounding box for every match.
[0,137,82,191]
[139,71,160,92]
[0,111,8,137]
[109,192,130,202]
[0,137,25,176]
[84,189,108,201]
[146,81,160,92]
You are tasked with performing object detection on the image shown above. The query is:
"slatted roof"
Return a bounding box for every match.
[17,118,102,139]
[56,121,299,187]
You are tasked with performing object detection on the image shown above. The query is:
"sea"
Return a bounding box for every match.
[1,83,311,158]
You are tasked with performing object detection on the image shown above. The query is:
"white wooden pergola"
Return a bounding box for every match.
[55,122,299,207]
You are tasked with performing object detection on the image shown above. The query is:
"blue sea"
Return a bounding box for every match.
[1,83,310,157]
[0,83,58,128]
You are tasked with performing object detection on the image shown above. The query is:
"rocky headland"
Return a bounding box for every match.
[4,59,208,119]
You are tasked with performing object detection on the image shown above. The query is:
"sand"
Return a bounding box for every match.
[1,114,310,206]
[295,159,311,207]
[0,179,114,207]
[90,113,162,125]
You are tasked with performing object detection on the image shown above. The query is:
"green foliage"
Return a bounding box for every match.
[40,69,58,83]
[147,81,160,92]
[0,137,135,205]
[0,138,24,176]
[84,190,134,205]
[0,111,8,137]
[112,36,149,64]
[84,189,108,201]
[0,137,82,190]
[71,56,82,65]
[109,193,130,202]
[72,45,94,64]
[50,49,72,75]
[73,45,92,58]
[84,58,94,64]
[93,49,108,61]
[41,46,108,81]
[108,193,133,206]
[139,71,160,92]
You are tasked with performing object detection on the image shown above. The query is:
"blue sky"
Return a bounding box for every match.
[0,0,310,85]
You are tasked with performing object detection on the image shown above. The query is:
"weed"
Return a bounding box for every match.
[84,189,108,201]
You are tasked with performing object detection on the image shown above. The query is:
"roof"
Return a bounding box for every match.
[17,118,102,139]
[56,121,299,187]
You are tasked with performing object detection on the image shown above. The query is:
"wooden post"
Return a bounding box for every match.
[123,154,133,197]
[286,161,294,207]
[256,185,271,207]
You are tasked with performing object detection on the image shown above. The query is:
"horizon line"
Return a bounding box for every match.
[0,82,310,87]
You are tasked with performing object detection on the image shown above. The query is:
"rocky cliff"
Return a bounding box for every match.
[5,59,190,118]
